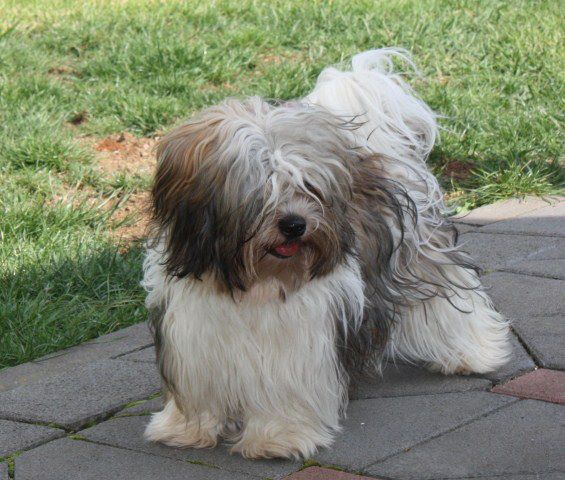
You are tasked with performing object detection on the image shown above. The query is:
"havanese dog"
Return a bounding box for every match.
[142,48,510,460]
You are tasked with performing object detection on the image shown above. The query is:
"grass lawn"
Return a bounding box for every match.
[0,0,563,368]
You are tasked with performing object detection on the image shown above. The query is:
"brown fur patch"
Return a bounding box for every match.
[151,117,225,215]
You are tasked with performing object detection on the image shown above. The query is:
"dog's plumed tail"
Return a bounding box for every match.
[308,48,437,162]
[308,49,511,374]
[307,48,444,217]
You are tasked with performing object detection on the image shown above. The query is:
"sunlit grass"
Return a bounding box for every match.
[0,0,562,367]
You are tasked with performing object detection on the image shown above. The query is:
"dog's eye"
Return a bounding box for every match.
[304,181,322,200]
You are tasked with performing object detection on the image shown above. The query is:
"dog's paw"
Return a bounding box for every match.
[230,419,335,460]
[144,401,222,449]
[231,437,307,460]
[425,361,475,375]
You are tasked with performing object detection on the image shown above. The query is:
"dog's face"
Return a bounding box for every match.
[150,97,361,294]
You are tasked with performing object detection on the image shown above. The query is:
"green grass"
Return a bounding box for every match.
[0,0,563,368]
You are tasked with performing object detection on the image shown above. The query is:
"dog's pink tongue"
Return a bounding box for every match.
[274,241,300,257]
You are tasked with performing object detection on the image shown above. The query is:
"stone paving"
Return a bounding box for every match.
[0,196,563,480]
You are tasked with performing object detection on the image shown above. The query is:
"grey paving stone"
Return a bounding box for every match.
[479,332,535,383]
[81,415,299,479]
[351,362,491,400]
[459,233,565,279]
[481,199,565,236]
[509,239,565,280]
[0,419,64,457]
[485,272,564,319]
[0,360,160,430]
[458,475,564,480]
[0,461,7,480]
[15,437,253,480]
[484,272,565,370]
[116,346,156,363]
[452,196,554,226]
[0,322,153,392]
[117,395,163,416]
[508,257,565,281]
[367,400,564,479]
[313,391,515,470]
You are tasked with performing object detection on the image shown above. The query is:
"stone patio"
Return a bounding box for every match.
[1,196,563,480]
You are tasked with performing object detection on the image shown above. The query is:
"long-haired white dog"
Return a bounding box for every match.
[142,49,510,460]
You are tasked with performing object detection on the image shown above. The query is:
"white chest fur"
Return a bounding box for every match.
[142,249,364,424]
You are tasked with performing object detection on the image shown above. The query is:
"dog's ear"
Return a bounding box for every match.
[150,109,263,291]
[150,116,225,283]
[152,117,221,222]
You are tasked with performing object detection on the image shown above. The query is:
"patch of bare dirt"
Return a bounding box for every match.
[91,132,158,176]
[257,49,305,66]
[111,191,151,244]
[258,53,285,65]
[69,111,88,125]
[70,132,161,245]
[92,133,159,243]
[48,65,79,86]
[50,186,151,246]
[47,65,75,76]
[437,75,450,86]
[444,190,465,203]
[443,160,473,181]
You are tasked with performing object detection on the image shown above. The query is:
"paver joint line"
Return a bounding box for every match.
[363,396,521,471]
[509,327,542,369]
[66,434,247,478]
[497,268,564,281]
[356,390,486,400]
[111,343,156,360]
[0,417,67,432]
[0,403,130,434]
[457,229,565,238]
[350,388,493,401]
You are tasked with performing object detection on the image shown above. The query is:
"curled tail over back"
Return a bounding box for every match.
[306,48,446,223]
[307,49,437,163]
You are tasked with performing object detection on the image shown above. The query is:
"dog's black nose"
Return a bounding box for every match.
[278,215,306,239]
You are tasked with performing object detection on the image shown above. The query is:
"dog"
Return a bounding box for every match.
[141,48,510,460]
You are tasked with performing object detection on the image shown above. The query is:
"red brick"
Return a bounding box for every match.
[492,368,565,404]
[286,466,379,480]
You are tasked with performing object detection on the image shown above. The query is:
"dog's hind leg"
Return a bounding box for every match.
[386,245,511,375]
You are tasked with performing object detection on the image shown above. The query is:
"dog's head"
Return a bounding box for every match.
[150,97,387,295]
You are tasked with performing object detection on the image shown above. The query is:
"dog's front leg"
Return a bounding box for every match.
[231,328,351,458]
[230,398,341,460]
[145,395,226,449]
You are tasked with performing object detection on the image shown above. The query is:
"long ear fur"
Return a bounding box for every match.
[150,117,221,280]
[149,112,263,291]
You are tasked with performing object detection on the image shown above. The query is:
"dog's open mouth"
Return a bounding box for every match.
[270,241,301,259]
